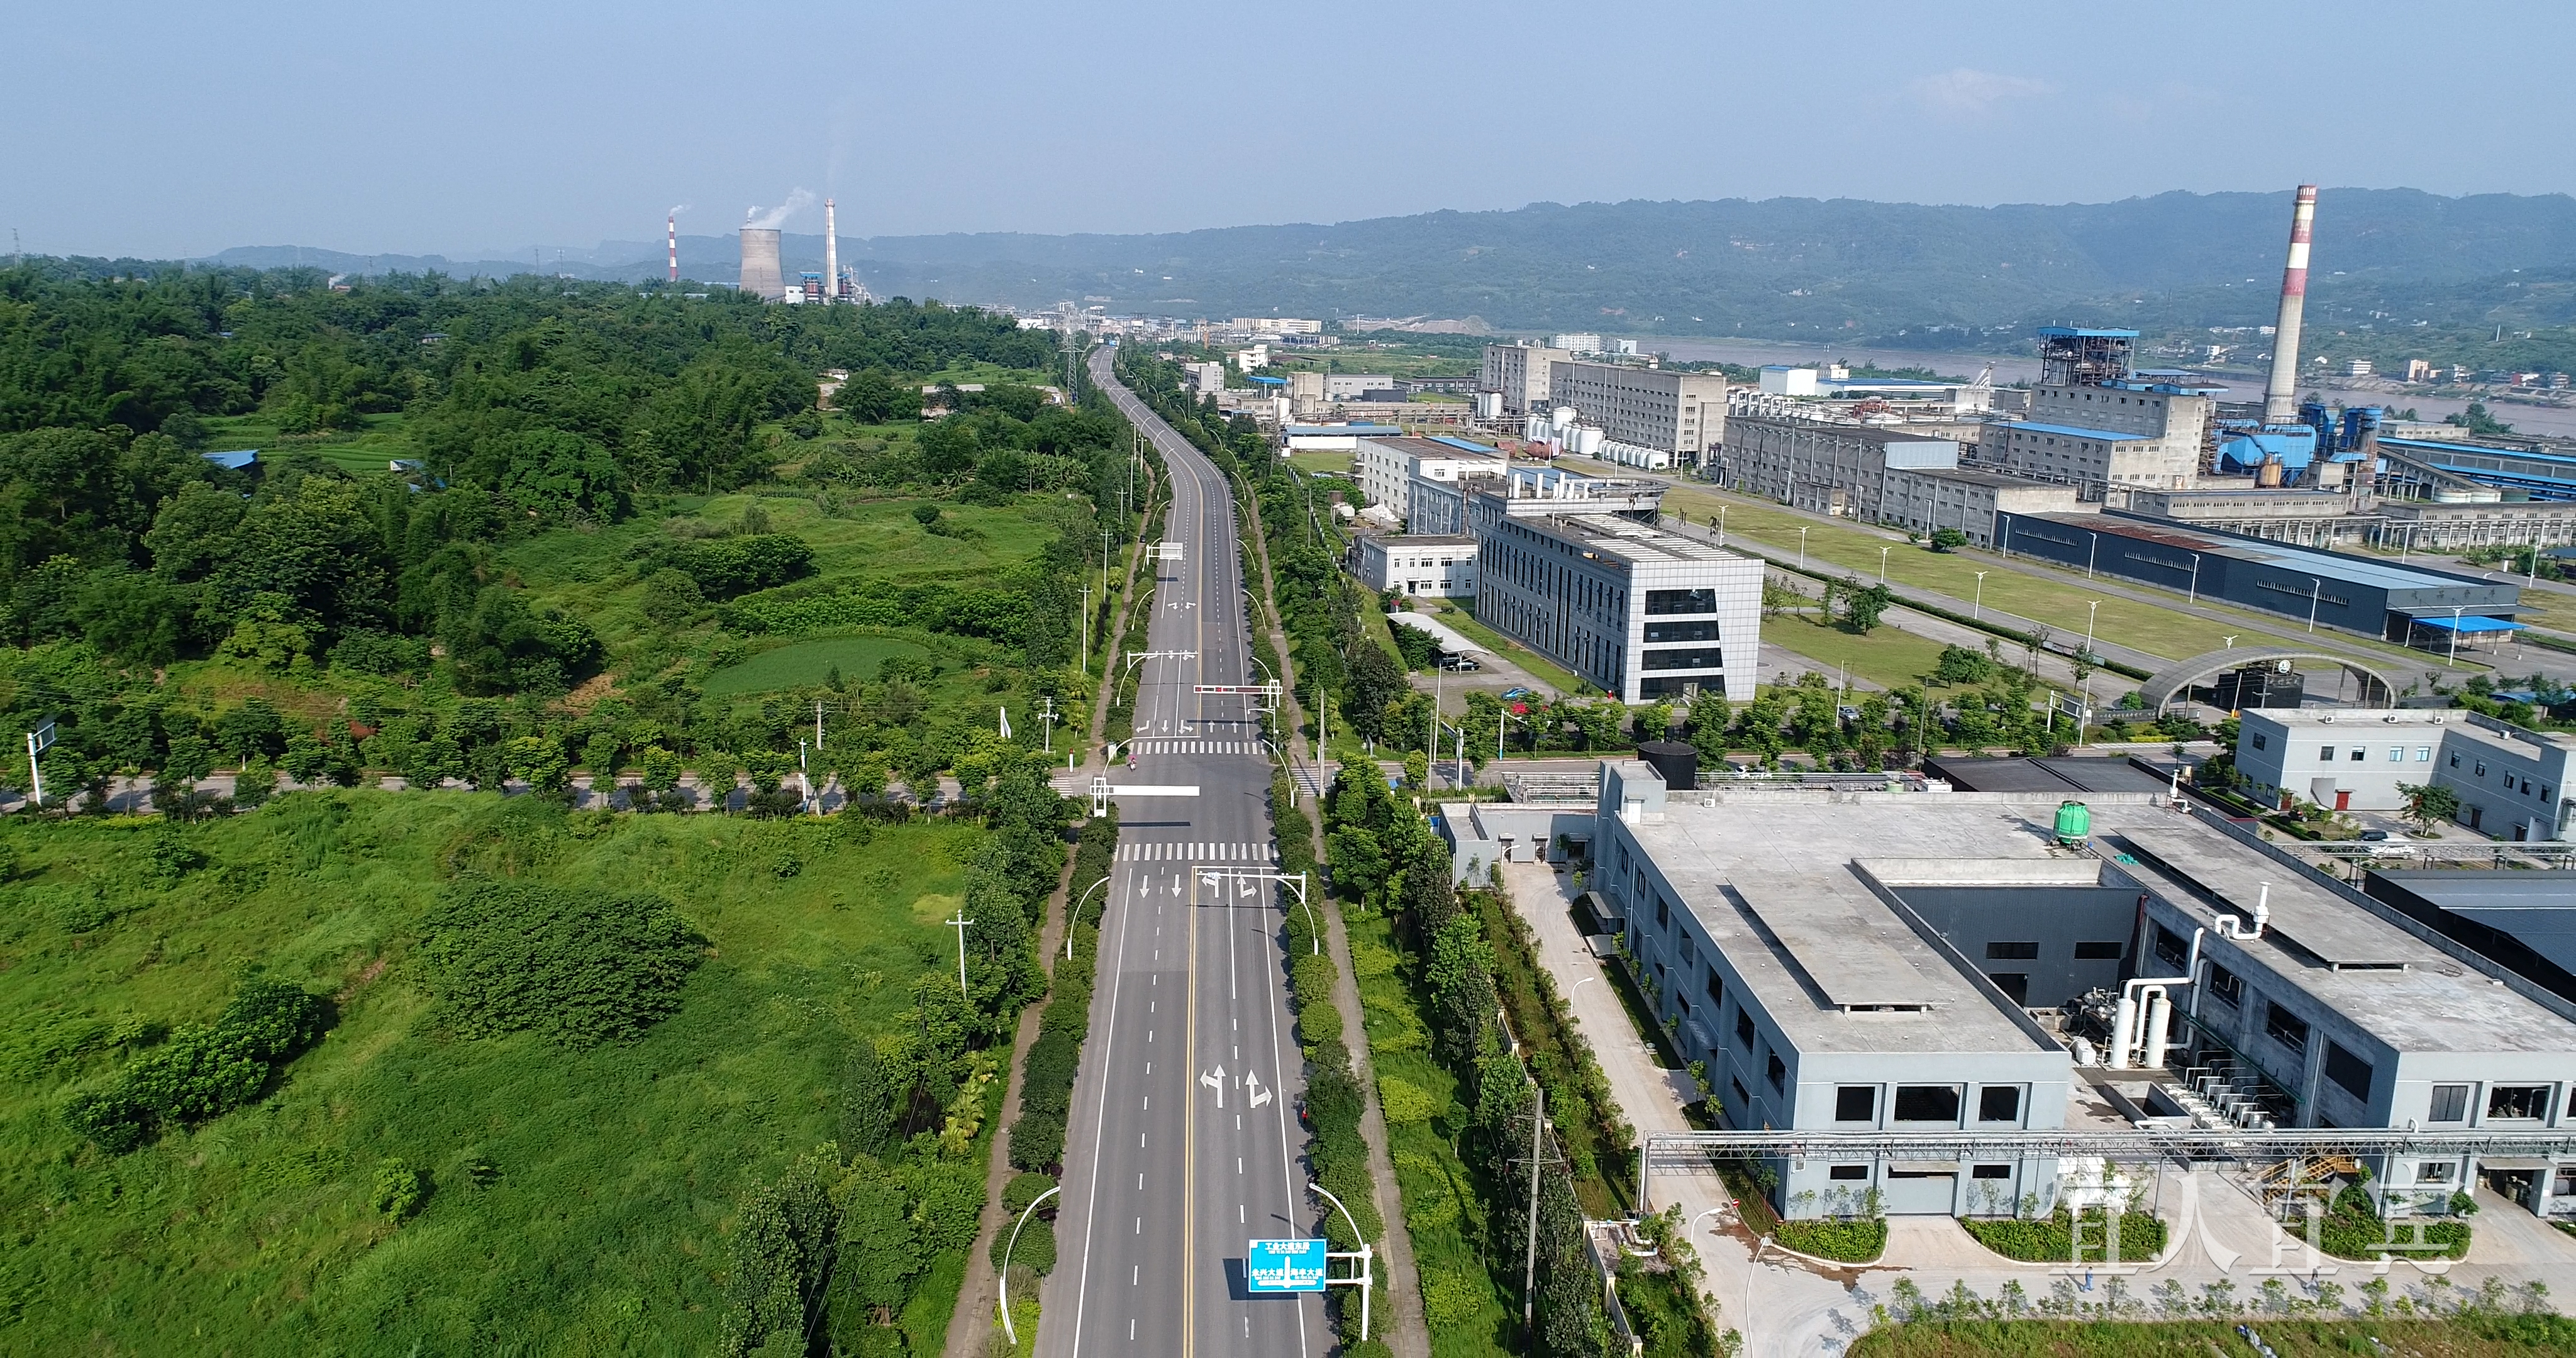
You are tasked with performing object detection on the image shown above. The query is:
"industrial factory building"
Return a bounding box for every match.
[1989,511,2523,644]
[1353,435,1507,525]
[1481,343,1572,416]
[1467,469,1760,702]
[1591,763,2576,1221]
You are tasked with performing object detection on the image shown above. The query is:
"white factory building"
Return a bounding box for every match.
[2233,708,2576,841]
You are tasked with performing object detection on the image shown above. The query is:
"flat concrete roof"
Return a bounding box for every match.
[1545,512,1747,566]
[1628,790,2576,1058]
[1625,792,2089,1056]
[1921,755,2170,796]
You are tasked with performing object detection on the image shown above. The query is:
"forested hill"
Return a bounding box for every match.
[186,188,2576,340]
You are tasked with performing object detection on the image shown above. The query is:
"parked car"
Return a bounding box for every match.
[2358,829,2391,842]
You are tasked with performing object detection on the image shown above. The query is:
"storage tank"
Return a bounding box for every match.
[2054,799,2091,847]
[1635,740,1698,792]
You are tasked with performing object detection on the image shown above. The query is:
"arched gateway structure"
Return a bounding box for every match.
[2139,646,2402,712]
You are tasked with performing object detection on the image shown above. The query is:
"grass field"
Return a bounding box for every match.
[1661,485,2470,672]
[703,634,938,697]
[1345,912,1519,1358]
[196,412,415,475]
[1762,609,1963,693]
[0,792,990,1354]
[1285,451,1355,477]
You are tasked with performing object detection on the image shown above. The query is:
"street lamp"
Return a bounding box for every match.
[1972,570,1988,621]
[1796,526,1808,568]
[1879,544,1891,583]
[2307,577,2323,633]
[1716,504,1728,547]
[1065,875,1113,960]
[2083,600,2100,659]
[2448,605,2464,667]
[997,1183,1063,1345]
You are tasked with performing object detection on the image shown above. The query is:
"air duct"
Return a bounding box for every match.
[2262,185,2318,426]
[738,227,785,301]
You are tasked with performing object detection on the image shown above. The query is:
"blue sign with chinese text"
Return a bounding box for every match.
[1246,1238,1328,1293]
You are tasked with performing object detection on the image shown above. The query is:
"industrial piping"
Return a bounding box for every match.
[2262,185,2318,426]
[2109,883,2270,1070]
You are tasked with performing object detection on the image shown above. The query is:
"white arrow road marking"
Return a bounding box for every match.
[1246,1072,1272,1109]
[1201,1065,1226,1107]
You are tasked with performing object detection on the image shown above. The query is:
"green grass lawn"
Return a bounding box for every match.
[1762,610,1962,693]
[1850,1313,2576,1357]
[704,634,936,697]
[1345,912,1519,1358]
[1663,485,2469,671]
[0,792,987,1354]
[1285,450,1355,477]
[196,412,415,475]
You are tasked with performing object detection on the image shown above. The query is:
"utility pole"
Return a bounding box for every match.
[1082,585,1091,673]
[1521,1082,1553,1342]
[1039,695,1058,754]
[947,908,975,1000]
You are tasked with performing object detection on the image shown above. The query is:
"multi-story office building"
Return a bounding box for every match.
[1718,414,1963,521]
[2234,708,2575,839]
[1351,534,1478,599]
[1469,473,1759,702]
[1548,361,1728,468]
[1590,764,2576,1222]
[1353,435,1506,523]
[1480,343,1572,416]
[1879,466,2084,546]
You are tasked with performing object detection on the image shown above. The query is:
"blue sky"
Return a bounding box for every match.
[8,0,2569,259]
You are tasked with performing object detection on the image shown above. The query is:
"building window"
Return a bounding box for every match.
[1835,1086,1877,1122]
[1829,1164,1870,1181]
[1988,973,2029,1004]
[2074,941,2123,961]
[2350,748,2365,762]
[2428,1084,2470,1122]
[2207,964,2244,1007]
[2488,1085,2552,1120]
[1765,1051,1786,1093]
[2416,746,2432,761]
[1978,1086,2022,1123]
[2263,1001,2309,1054]
[1985,941,2040,960]
[2324,1042,2374,1102]
[1705,969,1724,1007]
[2319,746,2335,760]
[2388,747,2404,762]
[1972,1164,2012,1181]
[2416,1161,2457,1184]
[2154,925,2190,971]
[2448,753,2460,768]
[1645,588,1716,615]
[2251,733,2268,751]
[1892,1085,1962,1123]
[2475,761,2487,778]
[1735,1010,1755,1050]
[1655,895,1670,930]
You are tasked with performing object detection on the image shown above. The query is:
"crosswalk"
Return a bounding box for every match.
[1115,841,1281,863]
[1125,739,1262,755]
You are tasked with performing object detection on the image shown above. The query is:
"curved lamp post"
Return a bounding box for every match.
[1309,1181,1375,1341]
[1065,876,1112,961]
[997,1183,1062,1345]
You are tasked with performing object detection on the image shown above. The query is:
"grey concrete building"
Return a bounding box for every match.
[1350,533,1478,600]
[1878,467,2084,546]
[1587,765,2576,1222]
[1470,485,1760,702]
[1718,414,1961,521]
[1482,343,1572,416]
[1548,361,1728,467]
[2235,707,2575,839]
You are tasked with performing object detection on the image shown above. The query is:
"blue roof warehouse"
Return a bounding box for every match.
[1991,511,2523,646]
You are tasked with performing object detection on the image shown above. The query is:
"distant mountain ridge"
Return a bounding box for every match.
[195,188,2576,341]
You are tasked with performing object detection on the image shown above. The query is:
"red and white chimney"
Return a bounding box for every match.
[667,213,678,283]
[2262,185,2318,425]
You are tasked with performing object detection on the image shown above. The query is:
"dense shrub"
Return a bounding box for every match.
[1774,1216,1887,1262]
[1962,1206,2167,1263]
[58,976,328,1152]
[419,879,705,1047]
[673,533,817,599]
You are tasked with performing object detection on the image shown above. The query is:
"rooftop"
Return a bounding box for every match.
[2005,421,2156,444]
[1365,434,1506,461]
[2037,327,2141,339]
[1285,423,1402,436]
[1546,512,1746,565]
[2031,514,2516,598]
[1629,787,2576,1057]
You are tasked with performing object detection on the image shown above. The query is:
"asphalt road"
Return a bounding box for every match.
[1040,345,1324,1358]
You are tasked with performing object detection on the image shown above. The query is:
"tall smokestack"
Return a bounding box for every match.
[667,214,678,283]
[2263,185,2318,425]
[739,226,784,301]
[824,197,838,302]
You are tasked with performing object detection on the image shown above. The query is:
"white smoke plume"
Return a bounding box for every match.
[744,189,814,231]
[669,203,690,218]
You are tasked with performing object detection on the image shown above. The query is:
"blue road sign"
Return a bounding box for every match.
[1246,1238,1328,1293]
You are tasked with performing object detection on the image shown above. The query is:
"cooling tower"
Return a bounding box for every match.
[2262,185,2318,425]
[738,228,785,301]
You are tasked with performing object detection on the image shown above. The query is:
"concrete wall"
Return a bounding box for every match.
[1892,886,2140,1009]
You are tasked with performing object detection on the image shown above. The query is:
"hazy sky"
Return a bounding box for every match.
[9,0,2570,260]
